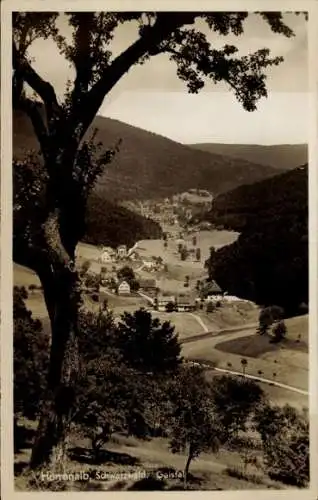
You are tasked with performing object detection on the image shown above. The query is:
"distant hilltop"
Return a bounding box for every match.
[14,109,289,203]
[189,143,307,171]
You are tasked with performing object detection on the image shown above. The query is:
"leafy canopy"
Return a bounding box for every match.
[13,11,303,141]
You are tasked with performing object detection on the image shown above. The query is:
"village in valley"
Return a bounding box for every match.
[75,189,245,322]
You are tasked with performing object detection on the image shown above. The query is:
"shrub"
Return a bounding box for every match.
[116,308,182,374]
[254,403,309,487]
[206,302,214,313]
[271,321,287,343]
[14,287,49,420]
[165,301,175,313]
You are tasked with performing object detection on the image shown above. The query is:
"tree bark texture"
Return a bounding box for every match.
[29,210,81,469]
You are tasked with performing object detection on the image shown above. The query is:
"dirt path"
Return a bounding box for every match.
[189,313,209,332]
[207,364,307,395]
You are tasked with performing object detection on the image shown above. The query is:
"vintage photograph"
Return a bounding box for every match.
[6,5,312,493]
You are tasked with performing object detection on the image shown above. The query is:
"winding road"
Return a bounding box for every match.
[187,361,308,396]
[85,289,308,397]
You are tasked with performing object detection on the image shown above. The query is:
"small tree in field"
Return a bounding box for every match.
[241,358,248,375]
[258,305,285,335]
[80,260,91,276]
[180,247,188,261]
[167,366,221,488]
[272,320,287,343]
[206,301,214,313]
[195,247,201,262]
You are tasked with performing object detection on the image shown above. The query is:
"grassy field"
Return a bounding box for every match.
[136,229,239,295]
[14,264,41,288]
[152,312,206,340]
[204,371,308,410]
[197,301,260,331]
[137,229,238,264]
[182,315,309,400]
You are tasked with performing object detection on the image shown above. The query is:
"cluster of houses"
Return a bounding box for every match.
[99,245,165,272]
[99,244,140,264]
[155,295,195,312]
[153,279,225,312]
[99,276,158,298]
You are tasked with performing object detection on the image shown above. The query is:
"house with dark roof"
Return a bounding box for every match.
[176,296,195,312]
[157,295,176,312]
[200,280,223,298]
[139,278,157,293]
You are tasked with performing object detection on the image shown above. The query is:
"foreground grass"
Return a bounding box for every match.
[15,422,287,492]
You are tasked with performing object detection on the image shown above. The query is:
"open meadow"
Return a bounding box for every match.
[182,314,309,407]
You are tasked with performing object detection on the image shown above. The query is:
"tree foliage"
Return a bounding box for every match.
[204,166,308,316]
[253,403,309,487]
[116,308,182,374]
[211,375,265,441]
[14,287,49,420]
[257,305,285,335]
[272,320,287,343]
[166,365,221,486]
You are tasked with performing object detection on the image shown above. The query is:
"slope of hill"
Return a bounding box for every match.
[204,164,308,231]
[13,110,283,202]
[205,166,308,316]
[190,143,307,171]
[13,111,162,248]
[84,192,162,248]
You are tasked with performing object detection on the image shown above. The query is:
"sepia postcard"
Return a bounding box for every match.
[1,0,318,498]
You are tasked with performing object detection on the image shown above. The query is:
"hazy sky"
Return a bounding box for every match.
[28,12,308,144]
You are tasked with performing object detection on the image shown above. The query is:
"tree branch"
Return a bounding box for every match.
[70,13,197,142]
[70,14,95,107]
[13,41,61,126]
[14,95,49,158]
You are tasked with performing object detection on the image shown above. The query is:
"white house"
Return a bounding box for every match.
[118,280,131,295]
[142,260,156,271]
[99,247,116,264]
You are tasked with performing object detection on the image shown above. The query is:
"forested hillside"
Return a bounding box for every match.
[13,109,283,202]
[191,143,307,171]
[205,166,308,316]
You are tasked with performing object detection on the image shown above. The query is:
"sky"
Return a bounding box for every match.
[27,12,309,145]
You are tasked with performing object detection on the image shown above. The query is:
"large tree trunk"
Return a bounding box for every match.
[29,210,82,470]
